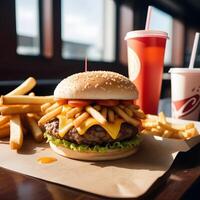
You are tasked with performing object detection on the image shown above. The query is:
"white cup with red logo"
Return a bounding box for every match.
[169,68,200,121]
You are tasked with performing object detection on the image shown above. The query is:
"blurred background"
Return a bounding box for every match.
[0,0,200,96]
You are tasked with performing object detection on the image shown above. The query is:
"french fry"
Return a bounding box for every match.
[119,104,125,109]
[59,120,74,138]
[185,123,195,130]
[142,127,165,136]
[73,112,90,128]
[6,77,36,96]
[132,109,146,119]
[45,102,63,113]
[85,106,107,124]
[101,107,107,119]
[151,127,163,135]
[0,126,10,138]
[0,122,9,129]
[142,120,158,128]
[128,104,140,111]
[38,106,62,126]
[141,112,199,139]
[0,95,54,105]
[28,92,35,96]
[162,130,173,138]
[185,128,198,138]
[66,107,83,119]
[145,114,158,120]
[10,115,23,150]
[0,105,41,115]
[26,115,43,142]
[177,131,188,139]
[158,122,179,133]
[27,113,41,121]
[41,102,52,113]
[141,129,157,136]
[171,124,186,131]
[158,112,167,124]
[75,112,81,118]
[176,131,187,139]
[108,109,115,123]
[113,106,140,126]
[62,105,72,114]
[0,121,9,138]
[156,125,165,132]
[124,107,133,117]
[0,116,10,126]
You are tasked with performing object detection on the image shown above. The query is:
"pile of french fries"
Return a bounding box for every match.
[38,101,146,138]
[141,112,199,139]
[0,77,54,150]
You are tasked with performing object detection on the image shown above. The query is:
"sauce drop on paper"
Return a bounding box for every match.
[37,157,57,164]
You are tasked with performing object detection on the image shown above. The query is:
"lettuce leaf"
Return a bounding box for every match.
[44,132,141,153]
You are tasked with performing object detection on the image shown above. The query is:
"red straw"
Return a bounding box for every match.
[84,57,88,72]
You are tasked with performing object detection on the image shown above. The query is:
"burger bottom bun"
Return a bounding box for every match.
[50,141,138,161]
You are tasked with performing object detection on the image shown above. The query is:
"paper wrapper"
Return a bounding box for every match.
[0,118,200,198]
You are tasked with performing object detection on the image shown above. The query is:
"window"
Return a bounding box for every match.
[185,27,200,67]
[149,7,184,67]
[149,7,173,65]
[119,4,134,65]
[61,0,116,62]
[15,0,40,55]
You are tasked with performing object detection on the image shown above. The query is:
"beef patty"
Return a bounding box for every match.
[44,119,138,145]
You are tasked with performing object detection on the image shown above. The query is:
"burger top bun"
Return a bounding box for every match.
[54,71,138,100]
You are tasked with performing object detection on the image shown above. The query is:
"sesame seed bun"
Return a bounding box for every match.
[54,71,138,100]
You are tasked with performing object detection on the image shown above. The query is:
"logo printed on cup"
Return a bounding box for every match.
[169,68,200,120]
[127,47,141,81]
[172,94,200,118]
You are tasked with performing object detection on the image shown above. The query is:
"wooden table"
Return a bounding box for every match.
[0,143,200,200]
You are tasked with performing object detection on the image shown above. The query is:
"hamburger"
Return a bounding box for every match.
[43,71,145,161]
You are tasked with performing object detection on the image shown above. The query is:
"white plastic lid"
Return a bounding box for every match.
[124,30,168,40]
[169,68,200,74]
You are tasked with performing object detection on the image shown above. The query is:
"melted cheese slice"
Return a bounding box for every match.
[62,105,72,114]
[76,118,124,139]
[57,115,73,138]
[57,112,124,139]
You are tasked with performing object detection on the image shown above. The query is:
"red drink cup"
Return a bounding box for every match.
[125,30,168,114]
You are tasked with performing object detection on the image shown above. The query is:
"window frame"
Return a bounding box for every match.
[1,0,200,81]
[0,0,127,81]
